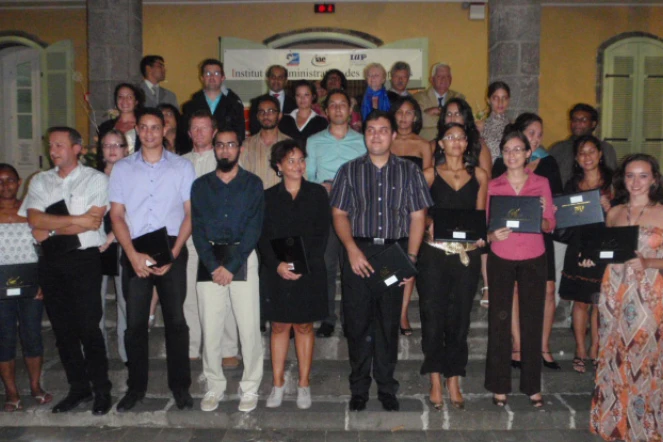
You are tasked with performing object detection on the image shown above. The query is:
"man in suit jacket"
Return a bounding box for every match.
[182,59,246,152]
[413,63,465,141]
[248,65,296,135]
[140,55,178,108]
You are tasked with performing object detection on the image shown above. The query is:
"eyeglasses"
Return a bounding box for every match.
[502,146,527,155]
[214,141,239,150]
[257,109,279,116]
[203,71,223,77]
[102,143,127,149]
[442,135,467,142]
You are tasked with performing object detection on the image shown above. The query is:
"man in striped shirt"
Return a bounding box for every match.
[330,110,432,412]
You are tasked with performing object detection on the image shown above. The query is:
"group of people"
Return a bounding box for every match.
[0,54,660,442]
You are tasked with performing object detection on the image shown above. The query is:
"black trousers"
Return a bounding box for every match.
[39,248,111,395]
[416,244,481,377]
[342,240,405,400]
[122,245,191,393]
[485,251,546,396]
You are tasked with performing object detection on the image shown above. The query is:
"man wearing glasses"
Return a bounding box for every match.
[182,58,245,151]
[191,127,264,413]
[248,65,296,135]
[241,95,291,189]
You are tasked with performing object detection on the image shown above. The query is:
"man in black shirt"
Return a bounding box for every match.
[330,110,432,412]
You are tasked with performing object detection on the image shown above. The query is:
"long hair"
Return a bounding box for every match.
[434,122,476,174]
[613,153,663,204]
[568,135,612,192]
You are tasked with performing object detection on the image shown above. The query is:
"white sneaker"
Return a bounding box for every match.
[200,390,224,412]
[266,385,285,408]
[238,391,259,412]
[296,386,312,409]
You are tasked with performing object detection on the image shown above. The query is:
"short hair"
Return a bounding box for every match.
[270,139,307,174]
[292,80,317,104]
[214,126,240,143]
[322,88,351,111]
[390,61,411,77]
[613,153,663,204]
[363,110,396,134]
[114,83,144,109]
[569,103,598,123]
[140,55,164,77]
[256,94,280,111]
[436,122,477,173]
[513,112,543,133]
[321,69,348,91]
[500,124,531,153]
[487,81,511,98]
[48,126,83,147]
[200,59,224,77]
[137,107,165,127]
[188,109,217,130]
[0,163,19,180]
[430,63,450,77]
[390,96,423,135]
[363,63,386,80]
[266,65,288,79]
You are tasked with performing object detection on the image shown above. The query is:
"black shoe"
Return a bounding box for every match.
[349,395,367,412]
[316,323,334,338]
[379,394,400,411]
[51,390,93,413]
[542,352,562,370]
[116,390,145,413]
[92,393,112,416]
[173,390,193,410]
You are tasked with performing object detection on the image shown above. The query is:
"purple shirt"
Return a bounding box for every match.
[109,149,196,239]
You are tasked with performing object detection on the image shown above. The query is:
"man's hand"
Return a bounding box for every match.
[129,252,156,278]
[74,209,103,231]
[212,266,234,286]
[31,228,49,243]
[424,107,441,117]
[277,262,302,281]
[347,246,374,278]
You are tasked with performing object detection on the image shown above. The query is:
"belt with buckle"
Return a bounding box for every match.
[353,237,405,246]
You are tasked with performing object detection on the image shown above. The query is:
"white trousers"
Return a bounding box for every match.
[197,251,263,395]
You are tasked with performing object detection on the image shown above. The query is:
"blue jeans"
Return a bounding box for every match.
[0,297,44,362]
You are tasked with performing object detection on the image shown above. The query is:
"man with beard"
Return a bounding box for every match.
[191,127,264,413]
[241,95,290,189]
[109,108,196,412]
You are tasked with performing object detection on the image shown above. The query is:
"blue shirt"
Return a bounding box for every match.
[108,149,196,238]
[305,128,366,183]
[191,168,264,275]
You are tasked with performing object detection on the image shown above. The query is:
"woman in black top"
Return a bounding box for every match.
[258,139,330,410]
[278,80,328,144]
[492,113,564,371]
[417,123,488,410]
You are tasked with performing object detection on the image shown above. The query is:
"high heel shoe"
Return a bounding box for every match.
[542,352,561,370]
[492,395,507,407]
[511,351,521,369]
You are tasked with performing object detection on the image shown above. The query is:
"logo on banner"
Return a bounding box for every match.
[286,53,300,66]
[311,55,328,67]
[350,53,368,65]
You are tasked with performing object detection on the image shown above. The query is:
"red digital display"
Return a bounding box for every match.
[314,3,335,13]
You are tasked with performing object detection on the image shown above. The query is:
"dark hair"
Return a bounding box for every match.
[363,110,396,134]
[613,153,663,204]
[500,124,531,152]
[140,55,164,77]
[266,65,288,80]
[321,69,348,91]
[137,107,165,127]
[322,88,351,111]
[214,126,240,143]
[292,80,317,104]
[435,122,476,173]
[187,109,217,130]
[487,81,511,99]
[513,112,543,133]
[568,134,612,192]
[114,83,144,109]
[270,139,307,174]
[48,126,83,147]
[569,103,598,123]
[0,163,19,180]
[390,96,423,135]
[200,59,224,77]
[437,98,482,165]
[256,94,280,111]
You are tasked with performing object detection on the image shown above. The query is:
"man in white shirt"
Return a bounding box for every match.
[248,65,296,135]
[140,55,178,109]
[20,126,112,415]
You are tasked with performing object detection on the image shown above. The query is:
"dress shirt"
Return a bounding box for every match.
[486,171,556,261]
[241,130,290,189]
[191,168,264,275]
[330,154,433,239]
[18,163,108,249]
[183,148,216,177]
[305,128,366,184]
[548,137,618,187]
[108,149,196,239]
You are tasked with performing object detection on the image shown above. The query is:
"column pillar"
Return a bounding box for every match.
[87,0,142,143]
[489,0,541,118]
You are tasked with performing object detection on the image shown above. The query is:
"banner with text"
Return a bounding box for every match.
[223,49,423,81]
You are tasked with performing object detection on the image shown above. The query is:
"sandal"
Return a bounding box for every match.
[32,391,53,405]
[3,399,22,412]
[572,357,586,374]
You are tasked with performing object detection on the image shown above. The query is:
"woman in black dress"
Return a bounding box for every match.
[417,123,488,409]
[258,139,330,410]
[278,80,328,144]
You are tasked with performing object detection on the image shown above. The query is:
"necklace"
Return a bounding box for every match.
[627,202,649,226]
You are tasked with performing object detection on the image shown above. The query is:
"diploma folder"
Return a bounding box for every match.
[433,208,487,242]
[0,263,39,300]
[40,200,81,256]
[132,227,173,268]
[270,236,310,275]
[553,190,605,230]
[578,225,638,264]
[365,243,418,293]
[197,244,248,282]
[488,196,542,233]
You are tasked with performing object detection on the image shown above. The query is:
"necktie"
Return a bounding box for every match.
[438,97,444,108]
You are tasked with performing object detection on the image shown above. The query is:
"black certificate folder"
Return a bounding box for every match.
[488,196,542,233]
[270,236,310,275]
[0,263,39,300]
[365,243,417,293]
[554,190,605,229]
[579,226,638,264]
[433,209,486,242]
[132,227,173,268]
